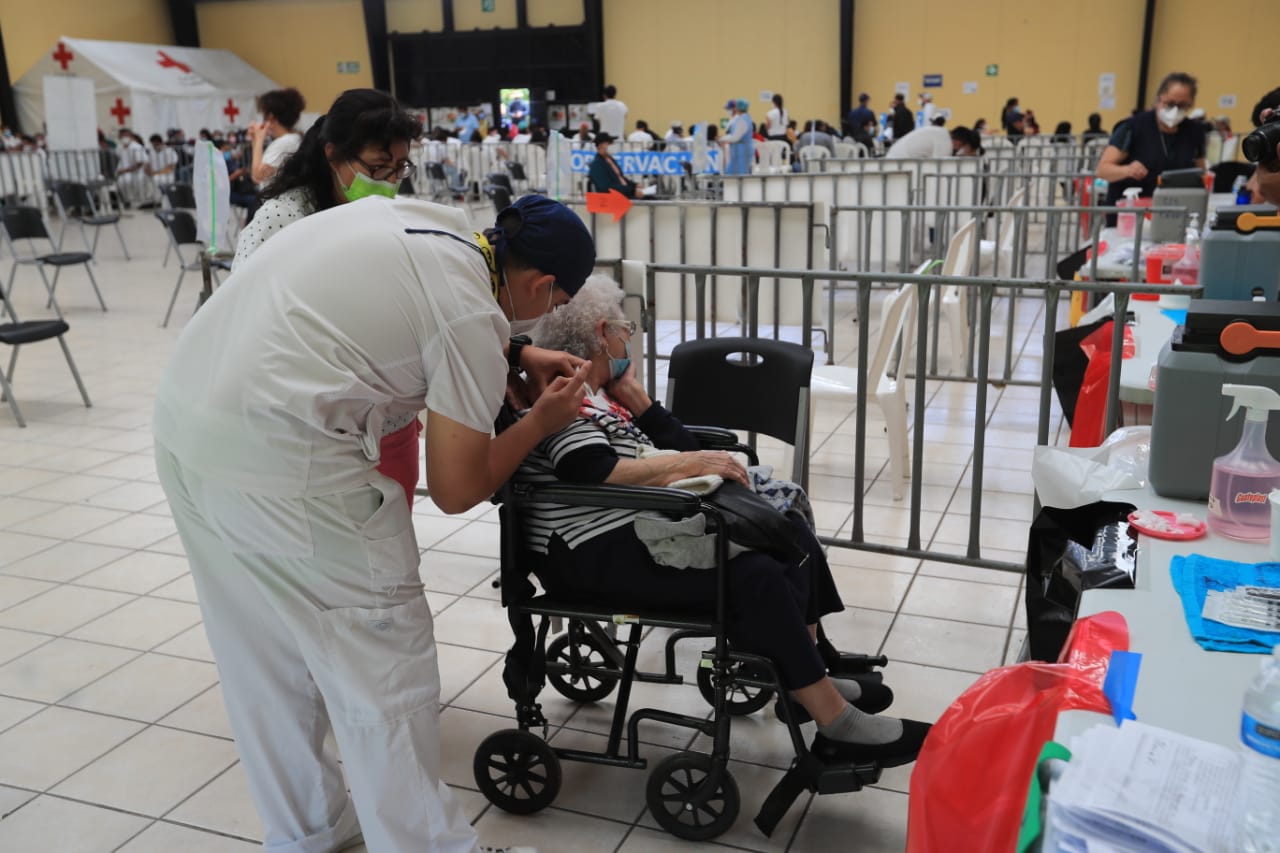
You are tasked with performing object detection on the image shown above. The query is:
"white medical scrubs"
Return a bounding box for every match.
[154,197,508,853]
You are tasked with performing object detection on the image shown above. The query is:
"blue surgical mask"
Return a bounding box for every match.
[607,327,631,380]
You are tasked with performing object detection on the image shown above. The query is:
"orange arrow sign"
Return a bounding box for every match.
[586,189,633,222]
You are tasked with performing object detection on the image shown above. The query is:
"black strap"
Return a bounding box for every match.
[754,756,819,837]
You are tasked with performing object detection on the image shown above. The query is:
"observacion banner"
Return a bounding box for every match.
[570,149,721,175]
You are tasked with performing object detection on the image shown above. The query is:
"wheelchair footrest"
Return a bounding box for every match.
[753,751,883,837]
[826,652,889,679]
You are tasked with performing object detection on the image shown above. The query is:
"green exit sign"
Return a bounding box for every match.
[985,64,999,77]
[482,0,495,11]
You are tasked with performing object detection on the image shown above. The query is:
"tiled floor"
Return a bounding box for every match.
[0,203,1052,851]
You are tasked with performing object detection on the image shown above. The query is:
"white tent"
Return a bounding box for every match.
[13,37,279,140]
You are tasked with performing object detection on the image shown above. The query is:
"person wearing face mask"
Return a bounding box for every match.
[233,89,419,269]
[1096,71,1207,212]
[154,181,595,851]
[722,98,755,176]
[515,276,932,767]
[248,87,305,187]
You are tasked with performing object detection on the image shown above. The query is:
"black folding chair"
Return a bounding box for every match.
[154,210,228,327]
[1,206,106,315]
[158,184,197,267]
[0,272,91,427]
[486,185,513,215]
[160,183,197,209]
[51,181,131,260]
[505,159,546,194]
[666,337,814,488]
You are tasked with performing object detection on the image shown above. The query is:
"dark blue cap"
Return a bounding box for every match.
[493,195,596,296]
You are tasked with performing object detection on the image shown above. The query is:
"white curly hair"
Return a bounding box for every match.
[533,274,627,358]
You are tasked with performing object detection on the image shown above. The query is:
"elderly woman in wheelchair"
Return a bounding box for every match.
[514,275,931,766]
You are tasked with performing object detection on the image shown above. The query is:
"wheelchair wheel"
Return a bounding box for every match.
[645,752,739,841]
[696,661,775,716]
[473,729,561,815]
[546,631,619,703]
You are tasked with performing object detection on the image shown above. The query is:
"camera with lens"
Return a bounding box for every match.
[1243,111,1280,164]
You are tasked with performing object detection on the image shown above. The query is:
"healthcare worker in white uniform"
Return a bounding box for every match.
[154,193,596,853]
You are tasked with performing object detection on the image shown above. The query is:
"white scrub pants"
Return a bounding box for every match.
[155,443,477,853]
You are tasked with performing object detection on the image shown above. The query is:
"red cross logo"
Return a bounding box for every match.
[223,98,240,123]
[109,98,131,125]
[156,50,192,74]
[52,42,74,71]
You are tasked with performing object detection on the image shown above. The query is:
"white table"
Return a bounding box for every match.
[1052,487,1267,750]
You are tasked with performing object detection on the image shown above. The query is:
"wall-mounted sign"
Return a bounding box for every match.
[923,74,943,88]
[337,61,360,74]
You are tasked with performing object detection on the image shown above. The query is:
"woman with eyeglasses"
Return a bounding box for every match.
[233,88,420,271]
[1096,71,1207,211]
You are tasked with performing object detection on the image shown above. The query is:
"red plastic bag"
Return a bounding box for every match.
[905,611,1129,853]
[1068,321,1135,448]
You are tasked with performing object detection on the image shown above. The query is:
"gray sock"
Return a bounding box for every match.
[833,678,863,704]
[816,702,903,745]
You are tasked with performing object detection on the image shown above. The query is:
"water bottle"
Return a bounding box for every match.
[1237,645,1280,852]
[1234,175,1253,205]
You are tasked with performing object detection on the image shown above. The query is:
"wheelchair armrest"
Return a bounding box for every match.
[512,481,703,515]
[686,425,759,466]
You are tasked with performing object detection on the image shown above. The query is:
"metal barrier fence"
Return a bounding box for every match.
[633,261,1198,571]
[567,198,829,340]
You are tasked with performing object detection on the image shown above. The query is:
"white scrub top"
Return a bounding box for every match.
[262,133,301,171]
[154,197,509,497]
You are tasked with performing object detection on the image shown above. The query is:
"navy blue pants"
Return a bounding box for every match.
[540,514,843,690]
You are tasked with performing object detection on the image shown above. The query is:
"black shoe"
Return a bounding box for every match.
[810,719,932,768]
[775,676,894,724]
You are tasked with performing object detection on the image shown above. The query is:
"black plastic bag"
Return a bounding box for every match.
[1024,501,1138,661]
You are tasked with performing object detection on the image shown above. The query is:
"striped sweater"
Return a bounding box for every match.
[516,389,698,553]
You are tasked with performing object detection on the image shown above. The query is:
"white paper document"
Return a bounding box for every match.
[1044,721,1240,852]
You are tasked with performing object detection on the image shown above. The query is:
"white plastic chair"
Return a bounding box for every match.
[978,186,1028,277]
[810,262,926,500]
[938,218,978,376]
[832,142,859,159]
[798,145,829,169]
[756,140,792,173]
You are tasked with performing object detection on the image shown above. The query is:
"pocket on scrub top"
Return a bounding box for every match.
[315,594,440,726]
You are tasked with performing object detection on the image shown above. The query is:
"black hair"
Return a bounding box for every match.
[1054,121,1072,136]
[149,134,163,144]
[603,84,617,99]
[636,120,648,130]
[262,88,421,210]
[1156,72,1197,100]
[1087,112,1103,130]
[1252,87,1280,127]
[706,124,718,141]
[772,93,784,109]
[257,87,306,129]
[950,126,981,153]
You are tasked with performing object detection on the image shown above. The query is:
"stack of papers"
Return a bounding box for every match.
[1044,721,1239,852]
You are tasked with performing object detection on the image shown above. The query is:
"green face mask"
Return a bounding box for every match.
[338,168,399,202]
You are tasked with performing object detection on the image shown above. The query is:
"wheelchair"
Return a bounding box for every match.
[472,422,896,841]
